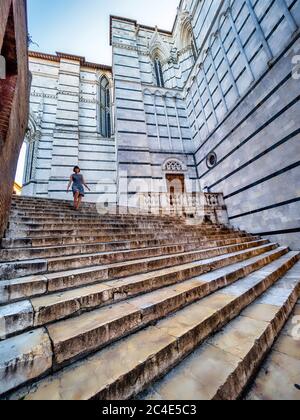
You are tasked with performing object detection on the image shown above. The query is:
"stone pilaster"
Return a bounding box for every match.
[48,56,80,199]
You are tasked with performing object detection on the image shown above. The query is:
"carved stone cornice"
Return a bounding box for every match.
[112,41,150,56]
[31,91,57,100]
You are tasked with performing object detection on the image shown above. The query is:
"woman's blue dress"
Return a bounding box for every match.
[72,174,85,197]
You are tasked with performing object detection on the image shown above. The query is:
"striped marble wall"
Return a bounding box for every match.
[23,53,117,204]
[183,0,300,249]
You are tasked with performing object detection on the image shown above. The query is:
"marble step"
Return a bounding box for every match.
[8,215,177,226]
[10,209,175,221]
[7,220,175,232]
[139,261,300,401]
[4,251,298,400]
[0,244,286,339]
[245,300,300,400]
[6,221,223,233]
[5,224,225,240]
[0,243,279,308]
[0,239,268,281]
[1,231,248,250]
[12,197,94,205]
[4,225,227,240]
[0,236,256,262]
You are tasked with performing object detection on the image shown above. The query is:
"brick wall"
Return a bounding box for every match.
[0,0,29,238]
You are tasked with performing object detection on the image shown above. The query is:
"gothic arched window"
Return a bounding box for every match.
[154,57,164,88]
[99,76,111,138]
[191,37,198,62]
[178,12,198,63]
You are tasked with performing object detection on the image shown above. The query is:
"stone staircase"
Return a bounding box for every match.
[0,196,299,400]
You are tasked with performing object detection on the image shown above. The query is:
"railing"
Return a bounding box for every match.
[134,192,228,224]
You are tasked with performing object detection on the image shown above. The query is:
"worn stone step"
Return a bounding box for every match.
[46,251,298,370]
[4,252,298,400]
[138,262,300,400]
[6,224,225,240]
[12,196,91,205]
[2,232,248,249]
[0,242,278,308]
[8,214,176,226]
[35,240,270,274]
[4,229,229,244]
[0,244,285,340]
[9,205,179,218]
[245,300,300,400]
[0,328,53,397]
[7,219,207,232]
[10,209,174,222]
[7,221,175,233]
[4,225,229,240]
[8,216,176,226]
[5,227,189,239]
[0,239,267,281]
[10,202,108,211]
[0,236,255,262]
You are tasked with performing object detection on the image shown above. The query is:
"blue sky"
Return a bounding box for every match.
[27,0,180,65]
[16,0,180,184]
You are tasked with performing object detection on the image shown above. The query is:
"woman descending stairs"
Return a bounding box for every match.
[0,196,299,400]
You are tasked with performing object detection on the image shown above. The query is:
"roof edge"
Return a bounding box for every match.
[28,51,112,71]
[109,15,173,45]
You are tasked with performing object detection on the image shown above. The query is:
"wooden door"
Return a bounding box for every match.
[166,174,185,206]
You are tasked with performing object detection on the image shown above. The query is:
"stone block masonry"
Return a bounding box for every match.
[0,0,29,239]
[185,0,300,249]
[22,52,116,203]
[22,0,300,249]
[0,195,299,399]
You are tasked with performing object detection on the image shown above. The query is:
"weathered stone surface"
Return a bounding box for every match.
[1,195,299,400]
[140,268,300,401]
[0,275,48,305]
[0,301,33,339]
[0,329,52,396]
[246,301,300,400]
[0,0,29,238]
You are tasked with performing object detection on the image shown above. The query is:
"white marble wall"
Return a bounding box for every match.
[111,17,199,200]
[23,55,117,204]
[183,0,300,249]
[23,0,300,249]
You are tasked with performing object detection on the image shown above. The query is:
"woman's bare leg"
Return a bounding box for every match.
[77,195,83,210]
[74,192,80,210]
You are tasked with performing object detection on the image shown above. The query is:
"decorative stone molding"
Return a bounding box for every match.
[112,41,150,56]
[178,45,192,56]
[31,91,57,100]
[58,90,78,97]
[168,47,179,64]
[162,158,187,173]
[143,86,183,100]
[148,28,170,61]
[25,113,41,144]
[79,97,99,104]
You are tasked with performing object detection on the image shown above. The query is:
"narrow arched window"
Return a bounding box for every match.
[99,76,111,137]
[191,37,198,62]
[154,57,164,88]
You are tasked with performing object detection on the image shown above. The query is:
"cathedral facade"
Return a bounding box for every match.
[23,0,300,249]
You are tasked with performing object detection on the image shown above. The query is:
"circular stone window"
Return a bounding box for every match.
[206,152,217,169]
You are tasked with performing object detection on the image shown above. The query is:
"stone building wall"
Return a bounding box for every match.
[0,0,29,238]
[182,0,300,249]
[23,52,117,203]
[23,0,300,249]
[110,16,199,204]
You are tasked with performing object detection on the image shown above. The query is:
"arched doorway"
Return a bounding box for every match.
[163,159,187,210]
[166,173,185,206]
[99,75,111,138]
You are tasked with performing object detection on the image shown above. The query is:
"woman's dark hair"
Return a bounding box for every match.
[73,166,80,173]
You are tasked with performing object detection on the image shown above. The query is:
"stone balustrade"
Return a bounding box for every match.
[134,192,229,225]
